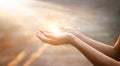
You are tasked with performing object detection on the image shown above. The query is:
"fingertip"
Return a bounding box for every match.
[36,33,40,38]
[38,29,44,32]
[36,33,44,40]
[35,31,43,37]
[36,31,39,34]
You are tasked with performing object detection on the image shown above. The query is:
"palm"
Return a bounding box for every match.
[36,30,71,45]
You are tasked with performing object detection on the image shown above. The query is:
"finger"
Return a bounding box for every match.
[36,31,50,42]
[42,32,57,39]
[46,40,59,45]
[39,29,51,34]
[36,31,58,44]
[39,29,46,33]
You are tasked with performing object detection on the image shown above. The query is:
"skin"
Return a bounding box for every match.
[36,27,120,66]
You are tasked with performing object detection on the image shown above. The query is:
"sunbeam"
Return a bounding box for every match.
[0,0,94,66]
[0,0,119,66]
[23,44,48,66]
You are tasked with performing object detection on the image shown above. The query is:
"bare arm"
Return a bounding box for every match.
[36,30,120,66]
[113,36,120,59]
[64,27,119,60]
[70,34,120,66]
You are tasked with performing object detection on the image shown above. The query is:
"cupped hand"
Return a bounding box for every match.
[36,30,73,45]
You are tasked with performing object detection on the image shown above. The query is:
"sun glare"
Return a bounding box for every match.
[40,23,63,34]
[48,25,62,34]
[0,0,21,8]
[50,27,61,33]
[1,0,78,66]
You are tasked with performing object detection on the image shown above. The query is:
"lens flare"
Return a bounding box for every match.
[40,22,63,34]
[48,26,61,33]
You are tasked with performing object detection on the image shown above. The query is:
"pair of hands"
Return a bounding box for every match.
[36,27,78,45]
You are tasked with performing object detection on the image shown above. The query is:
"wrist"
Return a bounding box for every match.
[68,33,77,45]
[69,33,83,48]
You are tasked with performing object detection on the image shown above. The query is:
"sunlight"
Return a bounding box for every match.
[49,27,61,34]
[8,51,26,66]
[46,23,62,33]
[0,0,79,66]
[0,0,23,9]
[23,44,48,66]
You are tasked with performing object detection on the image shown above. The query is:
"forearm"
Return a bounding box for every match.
[70,35,120,66]
[72,31,119,60]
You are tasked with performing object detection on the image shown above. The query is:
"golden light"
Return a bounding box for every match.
[40,23,63,36]
[0,0,79,66]
[48,26,62,33]
[0,0,22,9]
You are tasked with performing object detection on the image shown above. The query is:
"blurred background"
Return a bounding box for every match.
[0,0,120,66]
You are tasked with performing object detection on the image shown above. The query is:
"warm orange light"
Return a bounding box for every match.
[43,23,62,34]
[48,26,61,33]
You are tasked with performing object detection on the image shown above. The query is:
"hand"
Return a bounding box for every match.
[36,30,73,45]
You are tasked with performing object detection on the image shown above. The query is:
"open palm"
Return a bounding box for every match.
[36,30,72,45]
